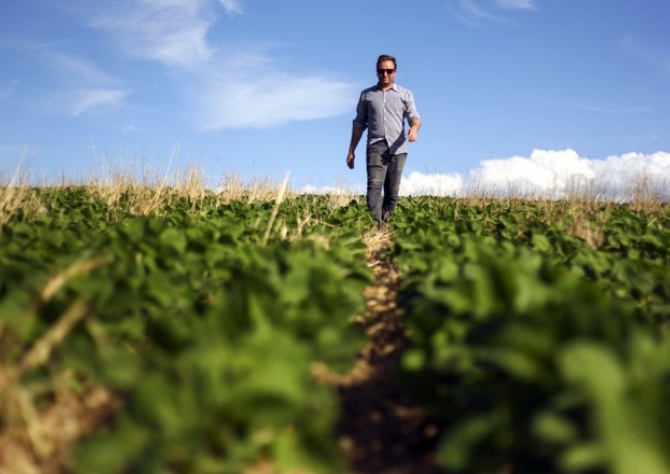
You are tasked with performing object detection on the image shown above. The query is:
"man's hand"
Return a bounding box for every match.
[346,153,355,169]
[407,119,421,142]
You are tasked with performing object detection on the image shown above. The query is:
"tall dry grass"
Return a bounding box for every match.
[0,164,46,229]
[85,160,298,216]
[1,160,668,232]
[0,161,304,224]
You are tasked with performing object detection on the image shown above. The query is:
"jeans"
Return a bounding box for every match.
[366,140,407,226]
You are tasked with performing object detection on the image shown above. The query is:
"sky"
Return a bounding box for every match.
[1,0,670,198]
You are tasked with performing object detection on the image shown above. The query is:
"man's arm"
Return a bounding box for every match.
[407,118,421,142]
[346,127,364,169]
[347,89,369,169]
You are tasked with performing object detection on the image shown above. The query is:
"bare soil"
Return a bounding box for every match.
[0,384,119,474]
[315,229,446,474]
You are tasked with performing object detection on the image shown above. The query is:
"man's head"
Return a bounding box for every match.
[376,54,397,88]
[376,54,397,71]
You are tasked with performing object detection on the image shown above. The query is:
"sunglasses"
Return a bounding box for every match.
[377,68,395,75]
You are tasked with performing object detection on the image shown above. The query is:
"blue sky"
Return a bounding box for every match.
[1,0,669,196]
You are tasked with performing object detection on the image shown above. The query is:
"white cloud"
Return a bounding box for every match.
[400,171,465,196]
[455,0,505,23]
[450,0,537,25]
[197,72,356,129]
[91,0,215,68]
[545,98,653,115]
[299,150,670,200]
[397,149,670,200]
[590,152,670,199]
[193,51,358,129]
[86,1,357,129]
[50,52,120,86]
[37,51,130,116]
[621,35,670,77]
[496,0,536,10]
[301,184,358,195]
[219,0,243,15]
[70,88,131,116]
[464,149,595,198]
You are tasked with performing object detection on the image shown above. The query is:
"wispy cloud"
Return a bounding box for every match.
[194,49,357,129]
[197,75,356,129]
[71,88,131,116]
[90,0,215,68]
[545,98,653,115]
[496,0,537,10]
[621,35,670,76]
[41,51,130,116]
[50,52,120,86]
[86,0,358,130]
[0,35,130,117]
[449,0,537,25]
[219,0,243,15]
[454,0,506,24]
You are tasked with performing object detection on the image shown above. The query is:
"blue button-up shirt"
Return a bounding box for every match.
[352,83,420,155]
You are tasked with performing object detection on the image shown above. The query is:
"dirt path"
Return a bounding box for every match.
[315,229,445,474]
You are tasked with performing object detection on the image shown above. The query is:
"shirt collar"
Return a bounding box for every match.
[375,83,399,92]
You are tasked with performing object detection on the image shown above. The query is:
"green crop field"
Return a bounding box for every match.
[1,181,669,474]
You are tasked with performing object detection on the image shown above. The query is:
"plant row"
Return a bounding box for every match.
[392,197,670,474]
[0,188,372,473]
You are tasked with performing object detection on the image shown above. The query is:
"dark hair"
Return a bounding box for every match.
[376,54,397,70]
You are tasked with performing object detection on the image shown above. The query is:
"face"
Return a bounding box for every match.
[377,59,396,87]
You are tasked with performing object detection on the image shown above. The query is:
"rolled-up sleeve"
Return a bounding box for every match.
[403,90,420,125]
[352,92,368,131]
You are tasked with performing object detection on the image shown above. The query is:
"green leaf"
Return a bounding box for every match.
[560,442,607,472]
[533,412,578,444]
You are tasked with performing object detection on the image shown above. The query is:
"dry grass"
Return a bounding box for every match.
[87,164,207,215]
[629,173,669,212]
[0,164,46,229]
[0,162,301,224]
[85,164,293,216]
[261,173,291,246]
[217,174,298,204]
[3,159,667,226]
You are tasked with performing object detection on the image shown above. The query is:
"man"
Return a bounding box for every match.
[346,54,421,228]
